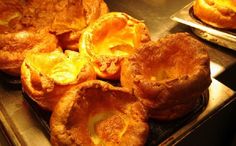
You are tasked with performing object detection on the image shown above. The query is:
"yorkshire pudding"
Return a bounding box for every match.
[50,80,149,146]
[21,50,96,111]
[0,0,108,76]
[121,33,211,120]
[19,0,108,50]
[193,0,236,29]
[50,0,109,50]
[0,30,58,76]
[79,12,151,80]
[0,0,22,32]
[0,1,58,76]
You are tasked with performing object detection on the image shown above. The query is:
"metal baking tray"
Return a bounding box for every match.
[22,88,208,146]
[170,2,236,51]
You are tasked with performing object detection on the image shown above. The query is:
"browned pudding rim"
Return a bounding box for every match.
[121,33,211,109]
[50,80,149,146]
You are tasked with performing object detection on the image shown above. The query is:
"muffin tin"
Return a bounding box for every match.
[170,2,236,51]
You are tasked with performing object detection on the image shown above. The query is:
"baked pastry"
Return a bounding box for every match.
[19,0,109,50]
[50,80,149,146]
[47,0,109,50]
[0,30,58,76]
[193,0,236,29]
[0,0,108,76]
[121,33,211,120]
[21,50,96,111]
[79,12,151,80]
[0,0,22,32]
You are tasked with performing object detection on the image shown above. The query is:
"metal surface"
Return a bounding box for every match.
[0,0,236,145]
[0,83,51,146]
[170,2,236,51]
[160,79,235,145]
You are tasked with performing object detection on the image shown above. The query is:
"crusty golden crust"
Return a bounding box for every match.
[21,50,96,111]
[149,96,200,120]
[0,0,109,76]
[121,33,211,120]
[18,0,108,35]
[193,0,236,29]
[52,0,109,50]
[0,0,23,32]
[0,30,58,76]
[79,12,150,80]
[57,0,109,50]
[50,80,149,146]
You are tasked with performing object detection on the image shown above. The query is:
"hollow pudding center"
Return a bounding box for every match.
[92,17,137,56]
[88,112,127,145]
[26,51,85,84]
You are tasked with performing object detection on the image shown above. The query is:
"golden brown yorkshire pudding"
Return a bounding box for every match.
[121,33,211,121]
[0,0,108,75]
[0,30,58,76]
[21,50,96,111]
[193,0,236,29]
[50,80,149,146]
[79,12,151,80]
[49,0,109,50]
[0,0,58,76]
[20,0,108,50]
[0,0,108,57]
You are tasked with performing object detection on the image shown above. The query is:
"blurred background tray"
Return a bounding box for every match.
[170,2,236,51]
